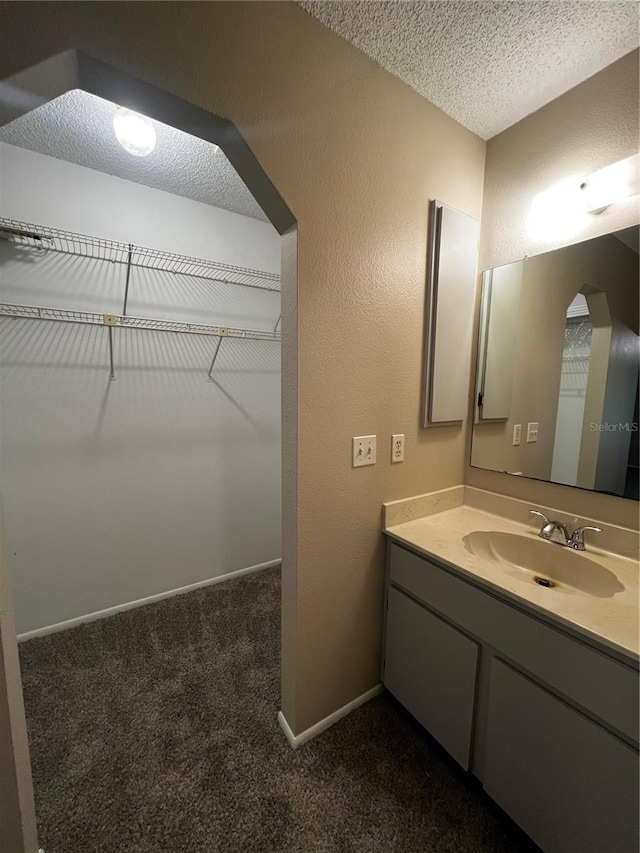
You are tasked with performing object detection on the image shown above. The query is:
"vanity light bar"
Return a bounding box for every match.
[580,154,640,215]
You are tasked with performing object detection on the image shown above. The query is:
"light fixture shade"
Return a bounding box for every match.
[580,154,640,214]
[113,108,156,157]
[526,178,589,242]
[526,154,640,241]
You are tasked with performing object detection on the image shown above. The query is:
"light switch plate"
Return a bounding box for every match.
[513,424,522,446]
[352,435,376,467]
[526,422,539,443]
[391,434,405,463]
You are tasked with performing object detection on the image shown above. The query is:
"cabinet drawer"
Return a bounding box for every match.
[389,543,639,742]
[384,586,478,769]
[484,659,639,853]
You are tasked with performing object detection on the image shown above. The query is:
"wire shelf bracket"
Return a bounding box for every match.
[207,326,228,380]
[121,244,133,316]
[103,313,118,380]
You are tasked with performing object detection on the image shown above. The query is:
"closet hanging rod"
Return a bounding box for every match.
[0,218,281,293]
[0,303,281,342]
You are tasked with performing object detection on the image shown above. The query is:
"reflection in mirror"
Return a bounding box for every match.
[472,227,639,500]
[551,293,593,487]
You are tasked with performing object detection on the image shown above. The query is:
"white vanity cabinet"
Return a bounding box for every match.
[383,541,640,853]
[384,586,478,769]
[484,659,639,853]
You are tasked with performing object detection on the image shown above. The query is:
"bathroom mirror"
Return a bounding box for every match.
[471,226,639,500]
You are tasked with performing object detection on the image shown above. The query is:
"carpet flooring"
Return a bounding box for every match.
[19,567,538,853]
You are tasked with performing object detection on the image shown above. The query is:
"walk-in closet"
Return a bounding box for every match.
[0,91,283,850]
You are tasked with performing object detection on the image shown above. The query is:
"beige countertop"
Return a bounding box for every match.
[384,504,639,663]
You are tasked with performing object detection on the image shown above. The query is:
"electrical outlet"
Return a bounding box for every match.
[391,434,405,463]
[526,422,539,443]
[513,424,522,446]
[352,435,376,467]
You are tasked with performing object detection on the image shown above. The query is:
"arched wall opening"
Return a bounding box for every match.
[0,50,298,851]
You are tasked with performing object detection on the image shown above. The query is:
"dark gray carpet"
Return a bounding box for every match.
[19,567,537,853]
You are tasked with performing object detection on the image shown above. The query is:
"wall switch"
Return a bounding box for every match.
[513,424,522,446]
[352,435,376,467]
[391,434,405,463]
[526,422,539,443]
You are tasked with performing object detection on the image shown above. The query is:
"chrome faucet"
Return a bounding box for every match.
[529,510,601,551]
[567,525,603,551]
[529,510,570,545]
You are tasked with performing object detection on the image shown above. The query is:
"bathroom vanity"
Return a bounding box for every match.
[382,490,639,853]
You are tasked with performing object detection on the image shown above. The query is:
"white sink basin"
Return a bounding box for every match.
[463,531,625,598]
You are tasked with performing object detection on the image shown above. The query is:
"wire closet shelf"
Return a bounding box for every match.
[0,219,281,381]
[0,218,281,293]
[0,303,281,341]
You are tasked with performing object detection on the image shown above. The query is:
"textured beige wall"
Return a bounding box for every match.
[0,2,486,734]
[480,50,640,270]
[471,49,639,529]
[472,234,639,482]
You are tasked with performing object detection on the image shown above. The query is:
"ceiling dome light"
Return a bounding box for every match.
[113,108,156,157]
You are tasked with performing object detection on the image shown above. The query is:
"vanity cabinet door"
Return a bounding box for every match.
[384,586,478,769]
[484,659,639,853]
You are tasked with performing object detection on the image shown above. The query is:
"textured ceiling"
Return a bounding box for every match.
[300,1,639,139]
[0,90,268,221]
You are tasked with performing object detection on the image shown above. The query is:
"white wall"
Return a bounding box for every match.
[551,322,591,487]
[0,142,281,634]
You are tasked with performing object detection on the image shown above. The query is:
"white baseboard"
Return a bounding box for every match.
[17,559,281,642]
[278,683,383,749]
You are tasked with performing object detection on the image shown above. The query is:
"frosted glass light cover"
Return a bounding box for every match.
[113,108,156,157]
[526,177,588,242]
[580,155,640,214]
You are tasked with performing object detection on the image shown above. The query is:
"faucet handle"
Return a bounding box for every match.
[569,525,602,551]
[529,509,550,526]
